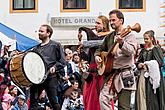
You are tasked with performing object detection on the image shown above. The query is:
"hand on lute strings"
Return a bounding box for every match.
[115,34,124,45]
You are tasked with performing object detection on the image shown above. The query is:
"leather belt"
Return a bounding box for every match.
[88,68,97,73]
[112,67,132,73]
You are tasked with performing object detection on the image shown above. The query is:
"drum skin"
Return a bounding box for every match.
[9,51,46,88]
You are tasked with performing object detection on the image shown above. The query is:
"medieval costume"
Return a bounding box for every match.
[135,46,165,110]
[95,31,137,110]
[79,27,110,110]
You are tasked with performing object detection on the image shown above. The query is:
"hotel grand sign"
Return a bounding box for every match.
[51,16,97,27]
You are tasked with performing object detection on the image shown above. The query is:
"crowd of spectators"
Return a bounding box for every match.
[0,40,86,110]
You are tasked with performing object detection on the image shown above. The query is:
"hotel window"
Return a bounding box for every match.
[10,0,38,13]
[61,0,90,12]
[116,0,146,12]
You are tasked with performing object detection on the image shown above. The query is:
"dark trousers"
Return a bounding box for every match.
[30,76,60,110]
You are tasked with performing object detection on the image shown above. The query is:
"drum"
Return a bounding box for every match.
[9,51,47,87]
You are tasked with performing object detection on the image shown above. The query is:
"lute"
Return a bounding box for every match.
[97,23,141,75]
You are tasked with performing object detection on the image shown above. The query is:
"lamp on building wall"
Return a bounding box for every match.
[99,12,102,15]
[47,13,51,23]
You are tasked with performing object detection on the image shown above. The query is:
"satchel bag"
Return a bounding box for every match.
[122,71,134,87]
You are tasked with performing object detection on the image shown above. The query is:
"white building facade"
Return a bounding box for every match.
[0,0,164,46]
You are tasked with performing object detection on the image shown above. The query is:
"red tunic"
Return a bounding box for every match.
[83,63,103,110]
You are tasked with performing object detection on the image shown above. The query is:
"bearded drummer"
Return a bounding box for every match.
[30,24,66,110]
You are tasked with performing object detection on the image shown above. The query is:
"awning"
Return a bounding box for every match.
[0,23,39,52]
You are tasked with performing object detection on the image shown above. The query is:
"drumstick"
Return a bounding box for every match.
[11,81,25,96]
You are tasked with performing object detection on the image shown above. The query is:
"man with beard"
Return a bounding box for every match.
[30,24,66,110]
[95,10,138,110]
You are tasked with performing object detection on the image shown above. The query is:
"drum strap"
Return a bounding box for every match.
[41,66,64,83]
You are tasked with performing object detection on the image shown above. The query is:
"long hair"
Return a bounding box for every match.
[98,15,110,32]
[78,16,110,40]
[0,84,7,100]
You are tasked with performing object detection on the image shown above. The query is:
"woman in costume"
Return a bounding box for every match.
[135,30,165,110]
